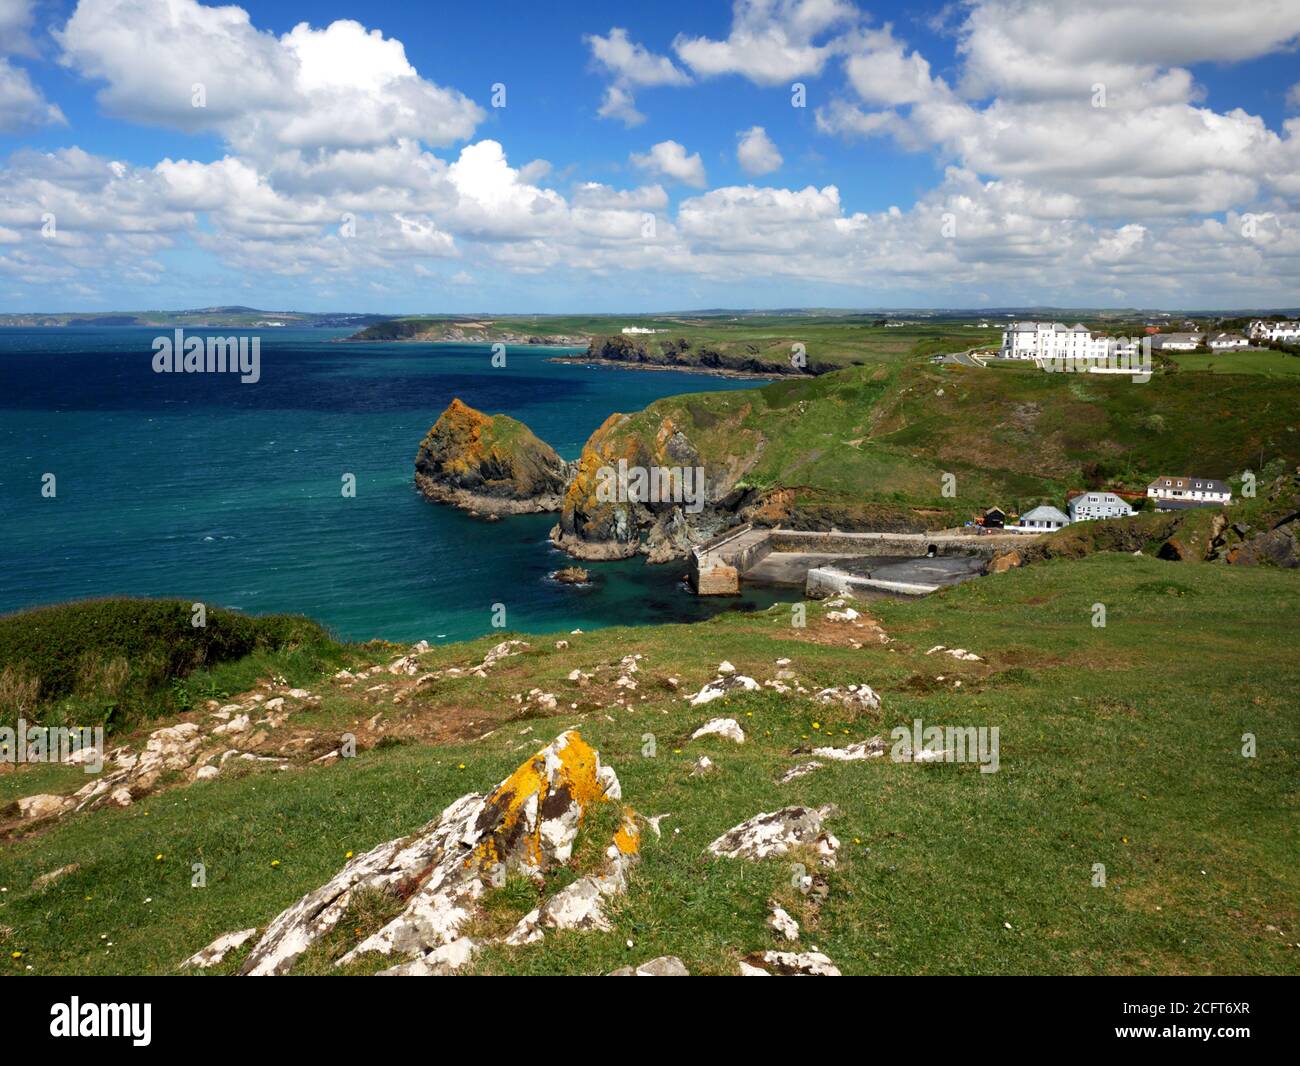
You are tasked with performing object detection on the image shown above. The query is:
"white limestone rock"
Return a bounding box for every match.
[813,684,881,714]
[609,956,689,976]
[212,714,250,736]
[811,735,886,762]
[239,730,625,977]
[778,761,824,783]
[688,674,760,706]
[15,793,74,820]
[708,805,840,865]
[768,905,800,942]
[752,950,841,976]
[690,717,745,744]
[180,928,258,969]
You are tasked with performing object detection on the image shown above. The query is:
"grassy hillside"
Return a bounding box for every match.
[1168,350,1300,377]
[569,349,1300,530]
[0,555,1295,975]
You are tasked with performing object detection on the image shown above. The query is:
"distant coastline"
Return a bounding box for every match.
[545,355,778,380]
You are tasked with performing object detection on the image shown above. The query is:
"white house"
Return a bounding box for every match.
[1147,476,1231,508]
[1207,333,1248,350]
[1067,492,1134,522]
[1248,320,1300,343]
[1150,332,1204,351]
[1009,505,1070,532]
[621,326,664,335]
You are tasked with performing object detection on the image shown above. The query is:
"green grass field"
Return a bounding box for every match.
[2,554,1295,976]
[1169,350,1300,377]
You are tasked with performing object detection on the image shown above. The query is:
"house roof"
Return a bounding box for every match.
[1147,476,1230,494]
[1068,492,1130,509]
[1019,505,1069,522]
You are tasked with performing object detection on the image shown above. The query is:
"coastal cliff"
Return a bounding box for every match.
[572,334,840,377]
[550,408,760,561]
[414,398,569,514]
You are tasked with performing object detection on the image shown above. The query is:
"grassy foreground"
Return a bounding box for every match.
[0,553,1295,976]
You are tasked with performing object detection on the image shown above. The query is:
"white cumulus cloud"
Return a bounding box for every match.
[630,140,708,188]
[736,126,783,175]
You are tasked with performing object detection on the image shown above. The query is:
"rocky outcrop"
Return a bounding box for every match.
[237,730,635,976]
[708,804,841,865]
[415,398,569,514]
[550,407,760,562]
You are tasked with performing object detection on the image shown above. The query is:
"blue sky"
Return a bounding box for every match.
[1,0,1299,312]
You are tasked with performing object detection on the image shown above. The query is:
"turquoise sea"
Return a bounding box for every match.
[0,327,793,642]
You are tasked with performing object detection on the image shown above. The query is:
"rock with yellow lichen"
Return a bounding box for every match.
[551,405,760,562]
[415,398,570,514]
[237,730,629,976]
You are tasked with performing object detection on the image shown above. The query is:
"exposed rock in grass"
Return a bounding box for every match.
[768,904,800,942]
[13,794,74,821]
[926,645,983,661]
[239,730,630,976]
[688,674,760,706]
[691,755,715,776]
[747,950,841,976]
[376,937,477,976]
[690,717,745,744]
[778,761,823,783]
[810,735,885,762]
[387,654,420,676]
[708,804,840,865]
[180,927,258,969]
[609,955,689,976]
[480,639,529,669]
[813,684,881,714]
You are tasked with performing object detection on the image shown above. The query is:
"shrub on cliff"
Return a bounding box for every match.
[0,598,337,729]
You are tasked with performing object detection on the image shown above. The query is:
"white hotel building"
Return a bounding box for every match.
[999,322,1133,362]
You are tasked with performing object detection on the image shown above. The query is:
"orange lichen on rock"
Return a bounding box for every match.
[613,807,640,856]
[469,730,618,874]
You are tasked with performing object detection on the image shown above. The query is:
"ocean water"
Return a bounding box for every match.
[0,327,793,642]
